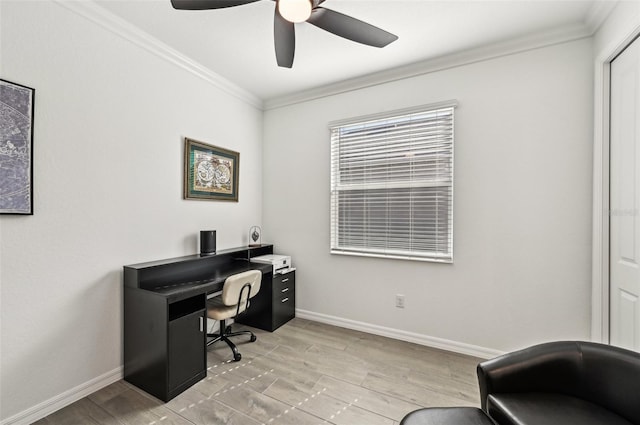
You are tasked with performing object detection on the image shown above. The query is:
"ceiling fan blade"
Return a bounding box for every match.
[274,8,295,68]
[170,0,261,10]
[307,7,398,48]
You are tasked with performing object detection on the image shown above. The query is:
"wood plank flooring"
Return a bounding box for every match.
[34,319,483,425]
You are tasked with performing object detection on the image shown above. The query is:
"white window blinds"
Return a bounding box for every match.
[330,102,455,262]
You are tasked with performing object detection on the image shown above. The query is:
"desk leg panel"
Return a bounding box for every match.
[124,287,168,401]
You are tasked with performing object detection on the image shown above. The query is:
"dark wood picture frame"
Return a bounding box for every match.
[184,137,239,202]
[0,79,35,214]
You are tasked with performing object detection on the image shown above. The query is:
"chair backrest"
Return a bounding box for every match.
[220,270,262,307]
[578,342,640,425]
[478,341,640,424]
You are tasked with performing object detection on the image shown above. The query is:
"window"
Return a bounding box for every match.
[330,102,455,262]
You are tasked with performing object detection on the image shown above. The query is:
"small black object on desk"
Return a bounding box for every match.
[200,230,216,255]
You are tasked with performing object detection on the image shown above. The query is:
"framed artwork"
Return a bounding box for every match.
[184,138,239,202]
[0,79,35,215]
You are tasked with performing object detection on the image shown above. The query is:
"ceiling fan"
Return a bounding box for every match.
[170,0,398,68]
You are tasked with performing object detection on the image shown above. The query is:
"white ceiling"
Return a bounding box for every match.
[93,0,613,104]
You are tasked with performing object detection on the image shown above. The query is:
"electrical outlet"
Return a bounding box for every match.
[395,294,405,308]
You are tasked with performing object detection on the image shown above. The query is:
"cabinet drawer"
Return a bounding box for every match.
[273,288,295,329]
[273,286,295,306]
[273,272,295,294]
[274,281,294,299]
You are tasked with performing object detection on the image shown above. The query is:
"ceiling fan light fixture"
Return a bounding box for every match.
[278,0,312,23]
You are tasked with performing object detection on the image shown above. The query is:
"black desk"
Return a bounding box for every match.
[123,245,273,401]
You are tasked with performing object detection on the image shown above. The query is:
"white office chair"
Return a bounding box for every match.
[206,269,262,362]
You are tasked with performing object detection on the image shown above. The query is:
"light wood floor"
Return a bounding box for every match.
[35,318,482,425]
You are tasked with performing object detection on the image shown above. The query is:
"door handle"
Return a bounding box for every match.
[281,287,289,293]
[281,298,289,303]
[282,278,289,283]
[199,316,204,332]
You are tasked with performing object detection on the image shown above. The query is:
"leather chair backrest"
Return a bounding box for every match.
[478,341,640,424]
[220,270,261,306]
[479,341,584,399]
[577,342,640,424]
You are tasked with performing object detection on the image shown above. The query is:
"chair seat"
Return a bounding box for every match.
[207,297,247,321]
[487,393,634,425]
[400,407,493,425]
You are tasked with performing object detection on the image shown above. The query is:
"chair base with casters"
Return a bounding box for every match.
[205,269,262,362]
[206,319,257,362]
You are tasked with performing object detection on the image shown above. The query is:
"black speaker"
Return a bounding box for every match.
[200,230,216,255]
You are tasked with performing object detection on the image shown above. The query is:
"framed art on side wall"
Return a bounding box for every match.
[0,79,35,214]
[184,138,239,202]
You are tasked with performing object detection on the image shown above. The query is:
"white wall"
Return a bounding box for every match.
[263,38,594,355]
[0,1,262,422]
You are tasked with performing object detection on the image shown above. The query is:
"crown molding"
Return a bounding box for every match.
[264,23,592,110]
[585,0,618,35]
[50,0,613,113]
[52,0,263,110]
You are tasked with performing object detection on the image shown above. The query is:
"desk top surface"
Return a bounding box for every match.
[147,261,272,301]
[123,245,274,303]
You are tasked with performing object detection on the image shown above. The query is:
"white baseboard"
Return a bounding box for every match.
[0,367,123,425]
[1,313,500,424]
[296,309,504,360]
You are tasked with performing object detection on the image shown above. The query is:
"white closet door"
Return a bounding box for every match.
[610,36,640,352]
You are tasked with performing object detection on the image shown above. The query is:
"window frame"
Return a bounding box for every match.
[329,100,456,263]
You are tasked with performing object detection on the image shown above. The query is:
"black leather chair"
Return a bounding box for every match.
[477,341,640,425]
[401,341,640,425]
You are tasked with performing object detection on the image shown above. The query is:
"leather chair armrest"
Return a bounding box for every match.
[477,341,583,412]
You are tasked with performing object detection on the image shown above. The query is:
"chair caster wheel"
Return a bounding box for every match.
[250,335,257,342]
[233,353,242,362]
